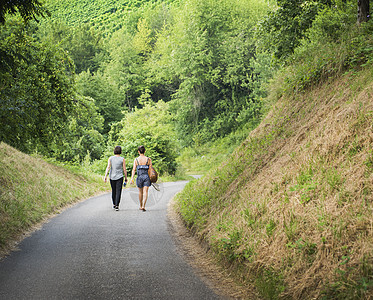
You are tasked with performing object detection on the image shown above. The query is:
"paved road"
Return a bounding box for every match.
[0,181,221,299]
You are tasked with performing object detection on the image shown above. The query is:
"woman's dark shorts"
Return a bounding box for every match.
[136,175,151,188]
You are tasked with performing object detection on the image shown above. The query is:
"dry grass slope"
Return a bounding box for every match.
[0,142,107,257]
[176,68,373,299]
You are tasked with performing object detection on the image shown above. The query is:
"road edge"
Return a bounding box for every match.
[167,196,257,299]
[0,191,110,261]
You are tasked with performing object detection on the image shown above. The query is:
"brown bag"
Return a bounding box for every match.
[149,166,158,183]
[145,157,158,183]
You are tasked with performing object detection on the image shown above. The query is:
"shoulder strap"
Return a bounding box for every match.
[146,158,149,166]
[136,158,139,165]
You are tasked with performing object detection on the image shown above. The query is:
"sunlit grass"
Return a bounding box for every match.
[174,67,373,298]
[0,142,108,256]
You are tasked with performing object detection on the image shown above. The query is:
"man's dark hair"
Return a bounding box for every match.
[114,146,122,155]
[138,145,146,154]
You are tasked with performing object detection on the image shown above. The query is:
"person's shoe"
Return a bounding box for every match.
[115,206,119,211]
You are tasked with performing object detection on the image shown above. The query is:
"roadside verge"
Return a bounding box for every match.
[167,196,258,299]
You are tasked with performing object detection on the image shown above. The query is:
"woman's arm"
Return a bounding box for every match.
[147,157,153,178]
[104,158,111,182]
[130,158,137,184]
[123,158,128,181]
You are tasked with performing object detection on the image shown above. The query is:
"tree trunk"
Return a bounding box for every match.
[358,0,370,24]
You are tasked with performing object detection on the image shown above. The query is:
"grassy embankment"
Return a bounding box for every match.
[175,32,373,299]
[0,142,108,257]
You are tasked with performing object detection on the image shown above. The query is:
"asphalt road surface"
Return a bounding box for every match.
[0,181,222,300]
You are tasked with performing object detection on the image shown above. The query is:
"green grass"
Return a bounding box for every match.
[174,59,373,299]
[177,116,263,175]
[0,142,108,255]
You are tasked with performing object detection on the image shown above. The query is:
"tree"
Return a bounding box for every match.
[37,21,107,74]
[76,70,124,134]
[358,0,370,23]
[258,0,332,60]
[51,94,105,162]
[0,0,48,24]
[108,101,178,175]
[68,25,106,74]
[104,29,147,111]
[153,0,269,145]
[0,17,75,154]
[133,18,152,56]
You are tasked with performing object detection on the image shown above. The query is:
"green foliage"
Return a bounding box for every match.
[76,70,125,133]
[0,0,48,24]
[102,27,147,112]
[213,228,244,263]
[286,238,317,258]
[133,18,152,55]
[50,94,105,162]
[37,20,108,74]
[177,112,263,175]
[304,1,356,44]
[273,2,373,93]
[255,267,286,300]
[266,219,276,237]
[257,0,332,60]
[0,17,75,155]
[321,255,373,299]
[108,100,178,175]
[175,179,211,228]
[162,0,270,145]
[326,168,344,191]
[290,165,317,204]
[66,24,107,74]
[34,0,273,153]
[0,17,107,163]
[44,0,165,37]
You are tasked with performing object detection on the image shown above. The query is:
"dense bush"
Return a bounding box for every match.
[273,2,373,94]
[50,94,105,162]
[108,100,178,175]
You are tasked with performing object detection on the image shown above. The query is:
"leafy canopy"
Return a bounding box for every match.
[0,17,75,154]
[0,0,48,24]
[108,100,178,175]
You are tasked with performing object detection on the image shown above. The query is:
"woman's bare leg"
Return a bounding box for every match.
[142,186,149,210]
[142,186,149,211]
[138,187,144,209]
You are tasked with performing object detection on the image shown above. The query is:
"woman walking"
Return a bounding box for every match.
[130,145,152,211]
[104,146,128,211]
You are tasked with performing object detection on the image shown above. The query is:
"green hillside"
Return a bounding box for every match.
[0,142,108,257]
[175,67,373,298]
[45,0,172,36]
[1,0,372,297]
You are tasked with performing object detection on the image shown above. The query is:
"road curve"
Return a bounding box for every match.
[0,181,222,299]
